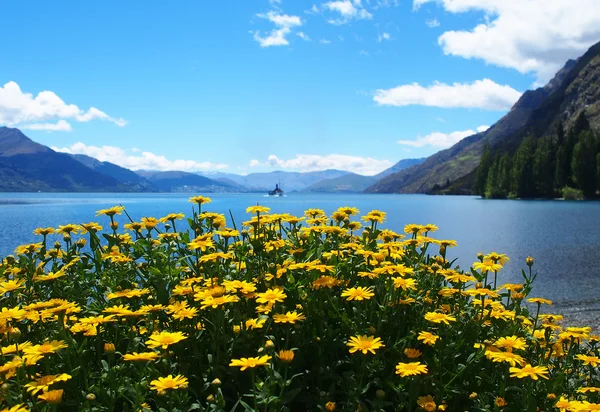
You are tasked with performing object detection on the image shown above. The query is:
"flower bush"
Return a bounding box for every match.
[0,198,598,411]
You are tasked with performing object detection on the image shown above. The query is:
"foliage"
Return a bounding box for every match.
[561,186,584,200]
[0,201,599,411]
[474,114,600,199]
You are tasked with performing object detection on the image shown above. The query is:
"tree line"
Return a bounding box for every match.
[474,113,600,199]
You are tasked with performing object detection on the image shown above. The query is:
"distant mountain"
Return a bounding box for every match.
[304,173,376,193]
[69,154,156,191]
[210,170,349,192]
[367,40,600,194]
[0,127,129,192]
[374,158,426,179]
[136,170,240,193]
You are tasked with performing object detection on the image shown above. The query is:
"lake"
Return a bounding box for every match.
[2,192,600,326]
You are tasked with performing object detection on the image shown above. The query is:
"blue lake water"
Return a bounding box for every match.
[1,192,600,325]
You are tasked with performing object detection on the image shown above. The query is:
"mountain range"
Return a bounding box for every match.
[366,40,600,194]
[0,126,424,193]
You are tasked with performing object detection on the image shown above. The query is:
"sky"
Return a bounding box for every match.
[1,0,600,176]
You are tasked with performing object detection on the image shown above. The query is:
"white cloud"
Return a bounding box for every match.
[413,0,600,83]
[426,18,440,28]
[373,78,522,110]
[52,142,229,172]
[359,49,369,56]
[319,39,332,44]
[259,153,393,175]
[377,32,391,42]
[249,159,261,167]
[398,125,490,148]
[0,81,126,130]
[323,0,373,25]
[21,120,72,132]
[253,11,302,47]
[297,31,311,41]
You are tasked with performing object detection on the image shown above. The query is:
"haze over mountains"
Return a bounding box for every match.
[0,126,424,193]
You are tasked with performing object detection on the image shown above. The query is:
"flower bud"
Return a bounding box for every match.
[104,343,115,354]
[206,394,215,402]
[265,340,275,349]
[526,256,534,266]
[211,378,222,387]
[477,252,484,261]
[325,401,336,411]
[469,392,478,399]
[110,221,119,230]
[86,393,96,401]
[376,389,386,399]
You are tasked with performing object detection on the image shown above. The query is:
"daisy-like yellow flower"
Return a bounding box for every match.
[0,404,30,412]
[123,352,161,362]
[575,354,600,367]
[577,387,600,394]
[33,227,55,236]
[256,288,287,305]
[229,355,272,371]
[273,311,306,324]
[417,331,440,346]
[392,277,417,291]
[150,374,189,395]
[404,348,422,359]
[485,350,526,367]
[341,286,375,301]
[473,261,503,272]
[96,206,125,217]
[346,335,385,355]
[189,195,212,204]
[417,395,436,412]
[145,331,187,350]
[25,373,72,395]
[494,336,528,352]
[23,340,68,357]
[37,389,64,404]
[277,350,295,363]
[246,205,271,214]
[0,279,26,296]
[424,312,456,325]
[509,364,549,380]
[527,297,553,305]
[395,362,428,377]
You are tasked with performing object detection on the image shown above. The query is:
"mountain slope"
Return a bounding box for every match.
[367,41,600,194]
[304,173,377,193]
[218,170,349,192]
[136,170,239,192]
[374,158,426,179]
[0,127,129,192]
[70,154,156,191]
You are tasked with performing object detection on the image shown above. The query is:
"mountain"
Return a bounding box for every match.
[0,127,130,192]
[304,173,377,193]
[367,41,600,194]
[213,170,349,192]
[136,170,240,192]
[69,154,156,191]
[374,158,426,179]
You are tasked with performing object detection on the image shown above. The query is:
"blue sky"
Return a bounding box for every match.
[1,0,599,175]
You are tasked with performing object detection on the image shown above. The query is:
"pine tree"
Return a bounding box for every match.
[554,145,567,190]
[571,131,597,197]
[511,136,536,198]
[533,137,555,197]
[485,157,500,198]
[474,144,492,196]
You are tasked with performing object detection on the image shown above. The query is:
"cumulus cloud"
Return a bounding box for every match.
[252,153,393,175]
[253,10,302,47]
[413,0,600,83]
[398,125,490,148]
[297,31,311,41]
[373,79,522,110]
[0,81,126,130]
[52,142,229,172]
[322,0,373,25]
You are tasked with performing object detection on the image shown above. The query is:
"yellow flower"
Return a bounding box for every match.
[0,404,30,412]
[494,336,528,352]
[96,206,125,217]
[256,288,287,305]
[509,364,549,380]
[145,331,187,350]
[150,374,189,395]
[346,335,385,355]
[577,387,600,393]
[416,395,436,412]
[0,279,26,295]
[404,348,422,359]
[277,350,295,363]
[37,389,64,404]
[33,227,55,236]
[246,205,271,214]
[392,277,417,291]
[273,311,306,324]
[23,340,68,357]
[341,286,375,301]
[417,331,440,346]
[325,401,336,411]
[229,355,272,371]
[104,343,116,353]
[25,373,71,395]
[424,312,456,325]
[189,195,212,204]
[527,297,552,305]
[396,362,428,377]
[485,350,525,367]
[495,397,507,407]
[80,222,103,233]
[123,352,161,362]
